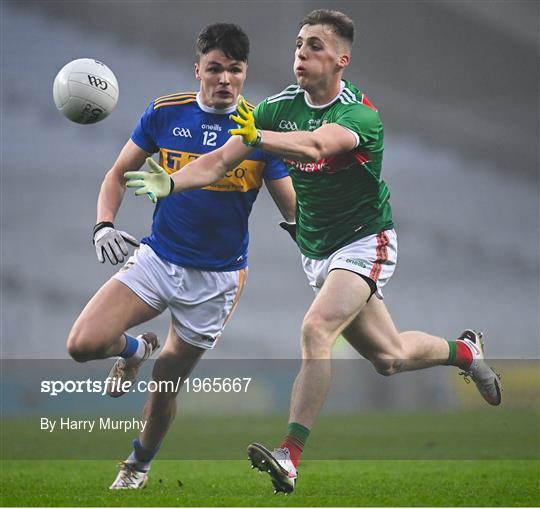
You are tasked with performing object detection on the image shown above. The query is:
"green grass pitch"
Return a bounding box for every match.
[2,410,539,506]
[1,459,539,506]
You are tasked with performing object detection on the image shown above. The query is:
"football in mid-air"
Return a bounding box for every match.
[53,58,119,124]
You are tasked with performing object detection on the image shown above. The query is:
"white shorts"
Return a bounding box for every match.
[301,229,397,299]
[113,243,247,349]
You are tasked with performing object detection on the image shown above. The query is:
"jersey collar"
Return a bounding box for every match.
[303,80,345,110]
[196,93,238,115]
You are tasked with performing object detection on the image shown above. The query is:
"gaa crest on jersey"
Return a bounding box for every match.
[172,127,192,137]
[278,119,298,131]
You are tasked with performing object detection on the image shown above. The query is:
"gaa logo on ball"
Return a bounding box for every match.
[53,58,119,124]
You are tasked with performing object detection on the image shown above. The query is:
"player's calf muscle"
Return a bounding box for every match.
[142,393,176,426]
[368,355,403,376]
[343,327,406,376]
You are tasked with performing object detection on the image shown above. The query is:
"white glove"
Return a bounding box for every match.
[93,222,139,265]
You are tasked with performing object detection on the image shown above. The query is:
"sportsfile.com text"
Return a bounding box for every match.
[40,377,252,396]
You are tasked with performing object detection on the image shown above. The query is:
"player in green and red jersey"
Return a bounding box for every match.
[124,9,502,494]
[253,79,393,259]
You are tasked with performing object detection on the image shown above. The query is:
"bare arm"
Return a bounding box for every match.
[97,139,151,222]
[93,139,150,264]
[170,136,253,193]
[265,176,296,223]
[258,123,357,163]
[230,96,357,164]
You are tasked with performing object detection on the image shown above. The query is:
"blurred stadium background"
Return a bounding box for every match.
[1,1,538,414]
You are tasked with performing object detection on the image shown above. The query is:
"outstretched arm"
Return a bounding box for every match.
[230,95,357,162]
[171,136,253,192]
[258,124,357,162]
[125,136,253,202]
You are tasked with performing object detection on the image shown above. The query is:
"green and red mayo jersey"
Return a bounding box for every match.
[253,80,393,259]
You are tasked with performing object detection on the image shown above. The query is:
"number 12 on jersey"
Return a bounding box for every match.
[202,131,217,146]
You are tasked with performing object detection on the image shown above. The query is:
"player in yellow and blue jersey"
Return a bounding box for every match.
[132,91,288,272]
[65,23,295,490]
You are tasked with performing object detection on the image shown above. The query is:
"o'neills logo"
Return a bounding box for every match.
[201,123,222,131]
[286,159,329,172]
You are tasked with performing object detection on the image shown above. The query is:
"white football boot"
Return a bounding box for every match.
[106,332,160,398]
[458,329,502,406]
[109,461,149,490]
[248,443,297,494]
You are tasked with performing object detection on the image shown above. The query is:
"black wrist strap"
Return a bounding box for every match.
[93,221,114,243]
[169,177,175,196]
[279,221,297,243]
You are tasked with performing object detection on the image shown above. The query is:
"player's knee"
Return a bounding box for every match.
[67,340,90,363]
[66,326,97,362]
[67,337,91,363]
[301,316,333,358]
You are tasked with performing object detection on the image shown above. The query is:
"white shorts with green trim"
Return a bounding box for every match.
[301,229,397,299]
[113,243,247,349]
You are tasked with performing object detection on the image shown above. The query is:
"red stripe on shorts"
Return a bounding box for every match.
[369,232,389,282]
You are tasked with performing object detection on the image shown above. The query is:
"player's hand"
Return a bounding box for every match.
[229,95,261,147]
[93,222,139,265]
[279,221,297,243]
[125,158,174,204]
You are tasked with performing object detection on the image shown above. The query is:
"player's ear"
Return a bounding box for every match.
[194,62,201,81]
[238,63,248,88]
[337,53,350,70]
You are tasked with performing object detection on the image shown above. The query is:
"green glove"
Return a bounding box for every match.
[125,158,174,204]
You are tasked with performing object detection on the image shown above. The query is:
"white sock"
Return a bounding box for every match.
[127,450,151,472]
[126,337,146,366]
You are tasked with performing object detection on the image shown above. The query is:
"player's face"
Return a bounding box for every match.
[294,24,349,92]
[195,49,247,109]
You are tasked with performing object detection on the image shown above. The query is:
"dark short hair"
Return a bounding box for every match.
[299,9,354,46]
[196,23,250,62]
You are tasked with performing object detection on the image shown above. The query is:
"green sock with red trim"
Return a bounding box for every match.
[280,422,310,468]
[445,339,473,370]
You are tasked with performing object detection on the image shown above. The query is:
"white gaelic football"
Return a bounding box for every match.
[53,58,119,124]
